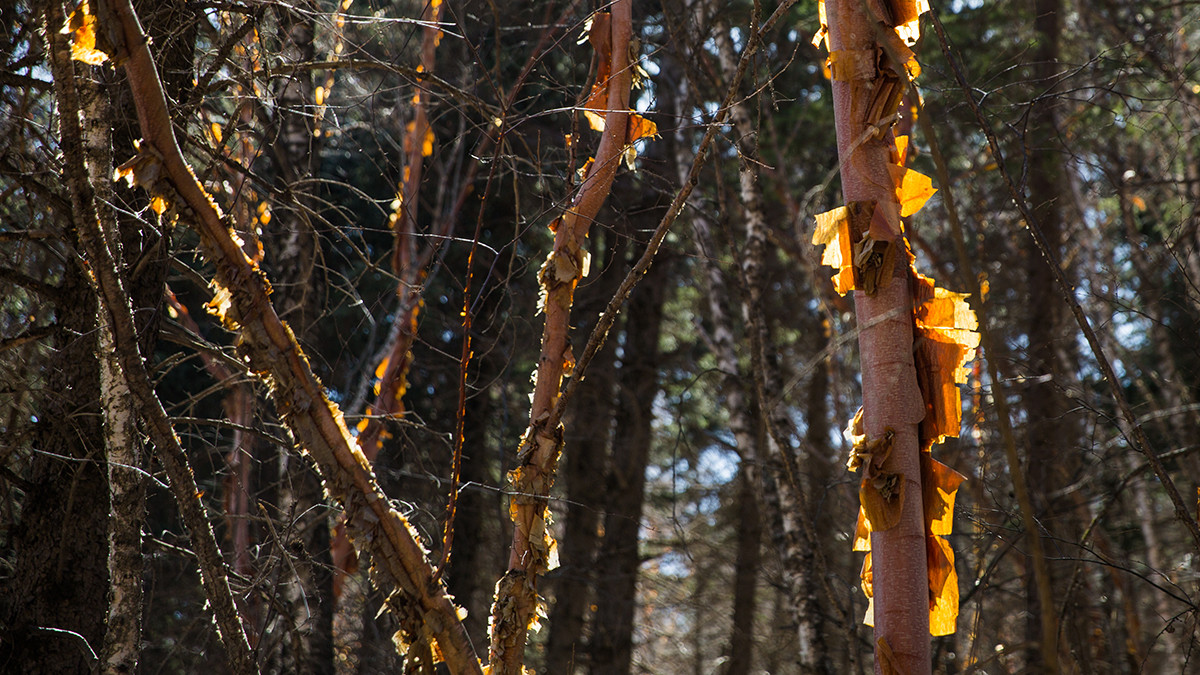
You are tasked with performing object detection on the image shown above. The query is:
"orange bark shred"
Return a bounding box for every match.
[913,272,980,449]
[66,0,112,65]
[876,636,909,675]
[582,13,657,149]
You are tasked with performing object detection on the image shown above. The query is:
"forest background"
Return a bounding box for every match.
[1,0,1199,673]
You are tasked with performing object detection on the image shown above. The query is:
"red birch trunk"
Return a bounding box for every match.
[825,0,931,671]
[489,4,633,671]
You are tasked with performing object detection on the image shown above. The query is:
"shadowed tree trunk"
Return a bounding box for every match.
[259,5,335,673]
[546,227,626,674]
[101,1,194,668]
[588,251,670,675]
[1022,0,1072,670]
[0,165,108,675]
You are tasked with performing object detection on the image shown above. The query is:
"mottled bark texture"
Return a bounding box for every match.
[713,19,836,674]
[82,59,146,675]
[826,0,930,671]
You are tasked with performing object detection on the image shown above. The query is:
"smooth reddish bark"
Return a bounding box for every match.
[825,0,931,670]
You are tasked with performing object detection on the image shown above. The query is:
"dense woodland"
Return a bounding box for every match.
[1,0,1199,672]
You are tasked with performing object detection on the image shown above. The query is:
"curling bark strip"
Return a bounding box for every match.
[488,4,634,673]
[88,1,481,670]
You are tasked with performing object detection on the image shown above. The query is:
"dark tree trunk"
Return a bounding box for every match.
[259,7,334,673]
[1023,0,1072,670]
[1,253,108,674]
[725,461,763,675]
[546,228,626,674]
[587,253,670,675]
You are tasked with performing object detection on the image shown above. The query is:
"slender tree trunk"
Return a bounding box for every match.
[725,464,763,675]
[588,254,670,675]
[825,0,930,670]
[1023,0,1073,669]
[101,0,192,666]
[490,5,634,671]
[683,142,763,675]
[663,17,766,670]
[688,185,763,675]
[80,59,147,675]
[260,6,335,672]
[712,19,837,673]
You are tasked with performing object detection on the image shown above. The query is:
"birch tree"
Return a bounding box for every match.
[813,0,977,670]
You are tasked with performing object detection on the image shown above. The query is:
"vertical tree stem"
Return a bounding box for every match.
[825,0,931,669]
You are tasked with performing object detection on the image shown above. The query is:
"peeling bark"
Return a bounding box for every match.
[334,0,445,593]
[825,0,930,670]
[489,4,633,673]
[87,1,482,671]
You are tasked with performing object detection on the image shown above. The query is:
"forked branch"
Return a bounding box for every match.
[84,0,482,670]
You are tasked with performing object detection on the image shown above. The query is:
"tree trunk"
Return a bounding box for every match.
[546,228,625,674]
[825,0,930,670]
[490,5,634,671]
[1023,0,1071,669]
[711,19,836,673]
[83,60,146,675]
[260,6,335,672]
[725,465,763,675]
[587,252,670,675]
[1,202,108,674]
